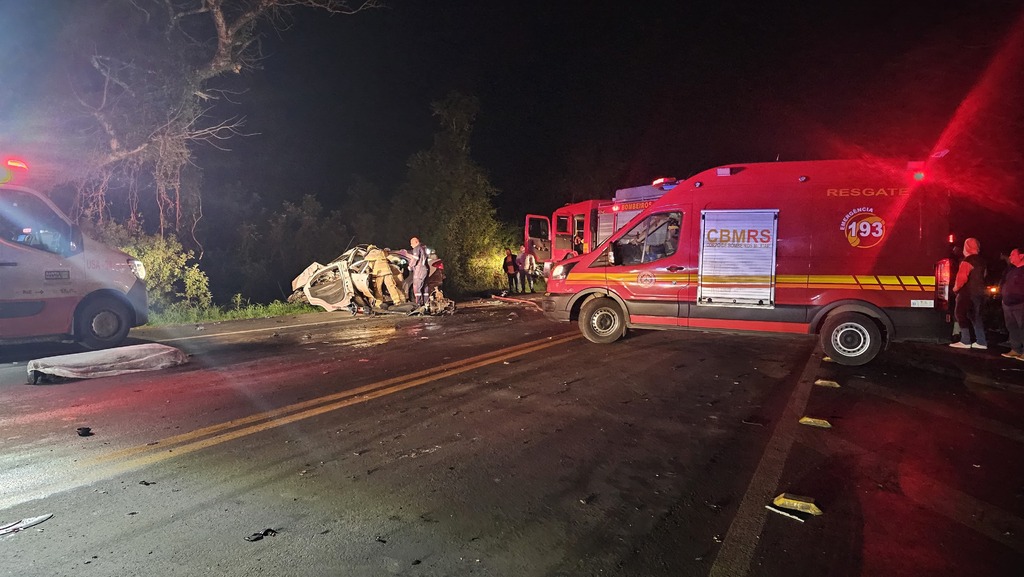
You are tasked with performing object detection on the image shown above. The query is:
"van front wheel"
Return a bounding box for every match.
[821,312,882,366]
[77,297,132,349]
[579,297,625,344]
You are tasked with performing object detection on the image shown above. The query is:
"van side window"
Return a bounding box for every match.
[611,211,681,266]
[0,191,73,256]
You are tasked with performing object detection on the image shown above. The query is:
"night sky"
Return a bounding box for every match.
[205,0,1022,224]
[3,1,1021,236]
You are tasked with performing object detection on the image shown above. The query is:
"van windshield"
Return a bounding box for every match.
[612,211,681,265]
[0,189,74,256]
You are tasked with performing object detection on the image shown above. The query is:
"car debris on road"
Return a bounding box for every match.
[0,513,53,537]
[289,244,455,316]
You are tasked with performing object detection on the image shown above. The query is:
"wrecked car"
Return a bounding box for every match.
[290,244,454,315]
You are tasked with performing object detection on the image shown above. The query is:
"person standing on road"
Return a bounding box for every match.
[1000,248,1024,360]
[409,237,430,307]
[516,244,537,293]
[502,248,519,293]
[950,237,988,350]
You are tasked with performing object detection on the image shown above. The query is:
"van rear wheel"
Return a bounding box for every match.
[77,297,132,349]
[821,312,882,366]
[579,297,625,344]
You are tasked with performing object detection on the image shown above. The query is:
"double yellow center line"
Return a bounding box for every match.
[87,332,580,473]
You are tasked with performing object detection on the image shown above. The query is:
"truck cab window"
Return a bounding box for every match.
[0,191,73,256]
[612,212,682,266]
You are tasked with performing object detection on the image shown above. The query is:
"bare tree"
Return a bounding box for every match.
[59,0,380,237]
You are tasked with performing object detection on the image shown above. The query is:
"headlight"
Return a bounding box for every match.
[550,262,576,280]
[129,258,146,280]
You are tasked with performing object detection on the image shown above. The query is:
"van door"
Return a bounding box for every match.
[606,209,690,326]
[525,214,551,263]
[0,190,78,339]
[0,240,79,338]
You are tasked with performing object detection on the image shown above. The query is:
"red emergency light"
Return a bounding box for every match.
[612,204,620,212]
[6,158,28,170]
[652,177,678,191]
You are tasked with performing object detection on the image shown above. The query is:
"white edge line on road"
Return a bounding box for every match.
[709,350,822,577]
[154,317,358,343]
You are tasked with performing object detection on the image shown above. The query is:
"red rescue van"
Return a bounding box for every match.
[1,183,148,348]
[542,159,951,365]
[526,179,674,273]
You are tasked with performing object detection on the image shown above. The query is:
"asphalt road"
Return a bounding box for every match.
[1,298,1022,576]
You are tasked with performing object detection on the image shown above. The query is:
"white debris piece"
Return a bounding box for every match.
[27,344,188,380]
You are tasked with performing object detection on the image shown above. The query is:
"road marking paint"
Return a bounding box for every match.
[88,332,580,467]
[153,318,361,343]
[0,332,580,510]
[709,350,821,577]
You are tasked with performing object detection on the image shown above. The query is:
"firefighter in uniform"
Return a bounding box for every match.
[366,246,405,307]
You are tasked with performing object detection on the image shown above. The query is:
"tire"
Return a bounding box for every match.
[579,297,626,344]
[76,296,132,349]
[820,312,882,366]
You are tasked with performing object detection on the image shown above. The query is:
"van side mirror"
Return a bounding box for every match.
[66,225,84,256]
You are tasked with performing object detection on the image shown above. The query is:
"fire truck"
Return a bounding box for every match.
[542,159,951,366]
[1,158,148,348]
[525,178,676,273]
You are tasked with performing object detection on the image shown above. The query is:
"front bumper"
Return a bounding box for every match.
[128,280,149,326]
[542,293,572,322]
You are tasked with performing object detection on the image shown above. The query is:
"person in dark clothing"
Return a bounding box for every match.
[409,237,430,307]
[1000,248,1024,359]
[950,237,988,349]
[502,248,519,293]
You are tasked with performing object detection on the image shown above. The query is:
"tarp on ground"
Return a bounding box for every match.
[27,344,188,380]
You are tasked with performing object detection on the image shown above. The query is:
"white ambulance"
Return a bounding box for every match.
[0,182,148,348]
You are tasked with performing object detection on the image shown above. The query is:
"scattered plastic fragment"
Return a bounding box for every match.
[138,480,155,486]
[244,528,277,542]
[773,493,823,515]
[822,356,833,363]
[77,427,93,437]
[798,416,832,428]
[0,514,53,536]
[813,378,840,388]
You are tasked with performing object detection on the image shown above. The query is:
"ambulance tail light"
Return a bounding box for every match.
[934,258,951,305]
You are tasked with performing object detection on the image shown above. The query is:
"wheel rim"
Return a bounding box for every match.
[589,307,619,337]
[831,322,870,357]
[90,309,122,340]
